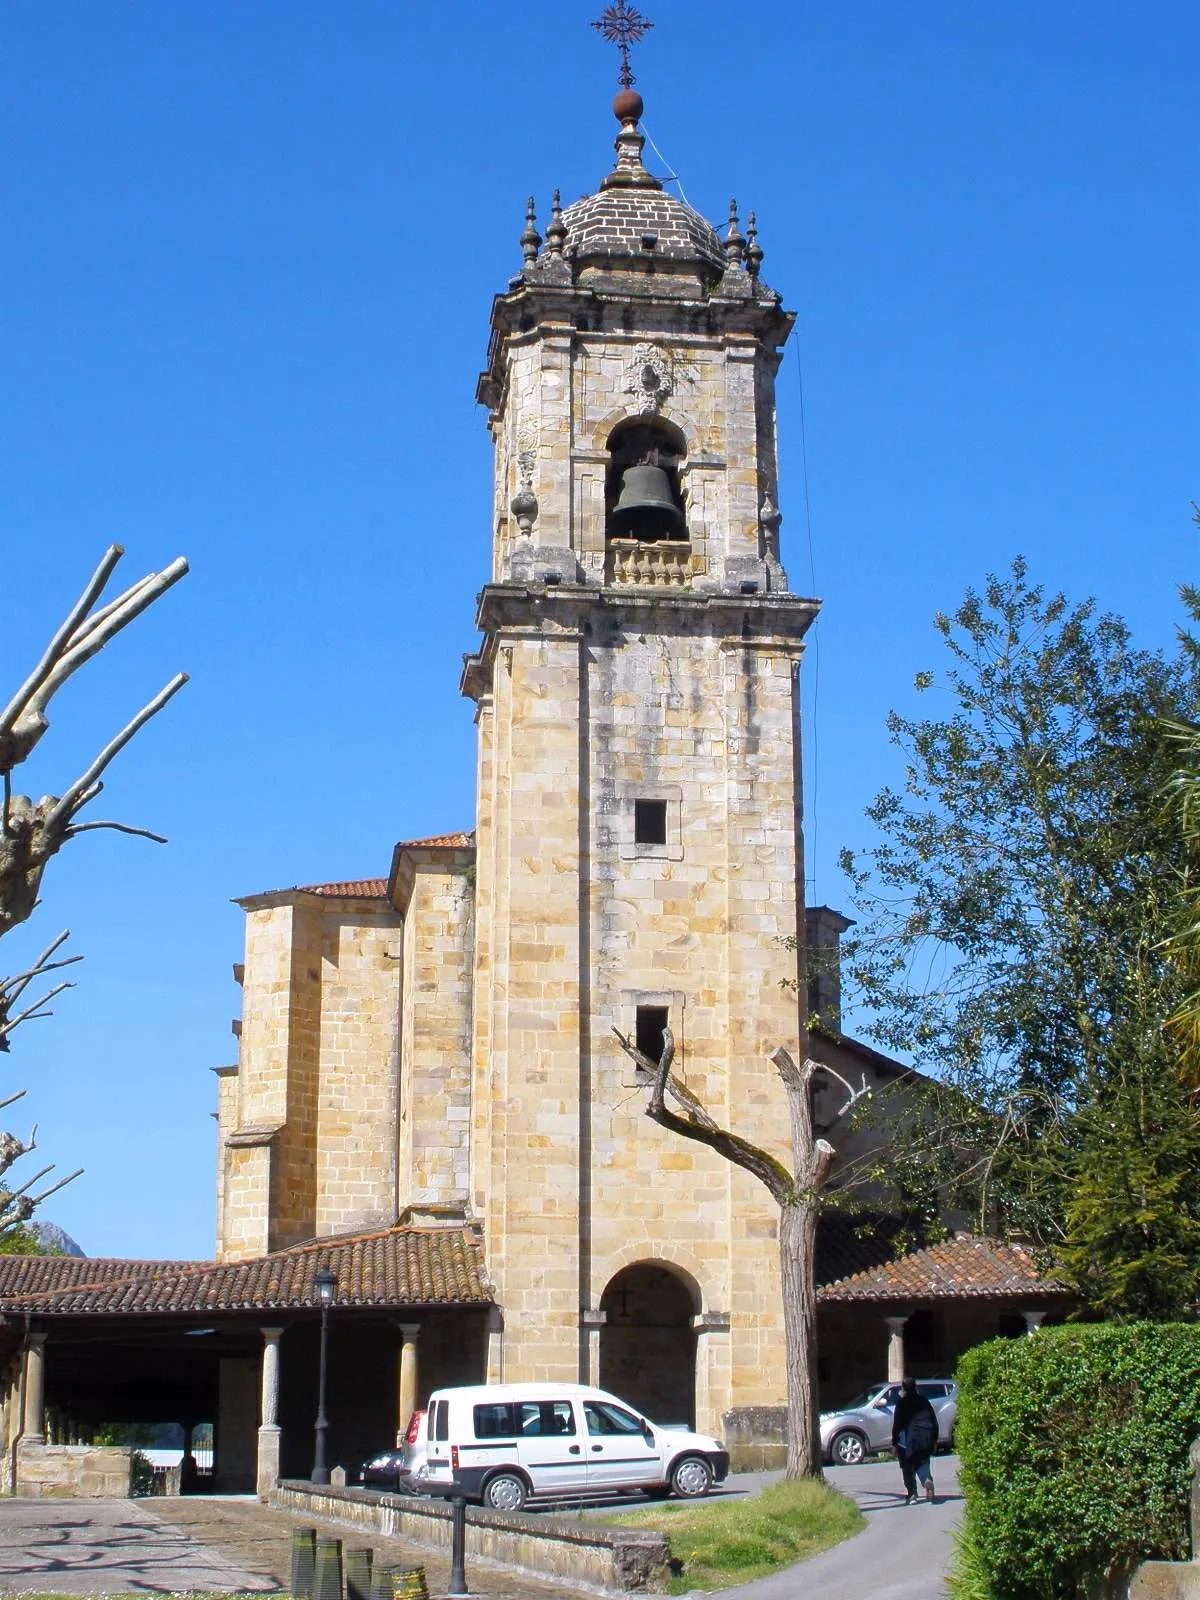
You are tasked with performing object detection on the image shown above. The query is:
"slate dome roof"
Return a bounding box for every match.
[561,187,725,278]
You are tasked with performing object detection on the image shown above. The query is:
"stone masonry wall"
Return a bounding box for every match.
[219,893,402,1261]
[471,593,810,1434]
[398,862,474,1209]
[15,1443,133,1498]
[314,908,402,1238]
[472,221,810,1432]
[493,317,784,592]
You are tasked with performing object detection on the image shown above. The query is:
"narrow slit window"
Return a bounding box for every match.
[636,1005,670,1065]
[634,798,668,846]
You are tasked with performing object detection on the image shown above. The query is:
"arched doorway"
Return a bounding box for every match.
[599,1263,697,1427]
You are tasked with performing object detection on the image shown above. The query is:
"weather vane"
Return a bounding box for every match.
[592,1,654,90]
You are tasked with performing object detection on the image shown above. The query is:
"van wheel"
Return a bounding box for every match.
[670,1456,713,1498]
[483,1471,528,1512]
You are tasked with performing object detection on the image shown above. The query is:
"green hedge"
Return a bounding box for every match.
[954,1323,1200,1599]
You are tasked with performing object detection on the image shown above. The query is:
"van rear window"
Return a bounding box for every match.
[432,1400,449,1442]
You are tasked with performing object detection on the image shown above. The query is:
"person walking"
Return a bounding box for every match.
[891,1377,939,1504]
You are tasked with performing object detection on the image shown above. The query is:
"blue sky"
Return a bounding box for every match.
[2,1,1196,1257]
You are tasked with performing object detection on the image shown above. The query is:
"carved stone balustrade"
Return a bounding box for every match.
[606,538,694,590]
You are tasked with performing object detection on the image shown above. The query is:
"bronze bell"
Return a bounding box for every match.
[612,462,685,542]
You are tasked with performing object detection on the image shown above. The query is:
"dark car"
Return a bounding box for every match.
[358,1448,409,1490]
[357,1409,429,1492]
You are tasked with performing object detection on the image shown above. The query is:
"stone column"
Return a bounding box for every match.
[395,1324,421,1446]
[580,1309,605,1389]
[255,1326,284,1498]
[884,1316,908,1383]
[1021,1310,1046,1335]
[22,1331,47,1443]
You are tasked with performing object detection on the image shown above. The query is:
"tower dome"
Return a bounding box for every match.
[560,187,726,287]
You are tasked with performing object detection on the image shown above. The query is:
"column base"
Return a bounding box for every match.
[256,1424,281,1499]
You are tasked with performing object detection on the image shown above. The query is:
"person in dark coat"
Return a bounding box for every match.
[891,1377,939,1503]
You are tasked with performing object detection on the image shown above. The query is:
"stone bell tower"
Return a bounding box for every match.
[462,83,818,1438]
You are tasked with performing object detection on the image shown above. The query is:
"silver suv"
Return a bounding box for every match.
[820,1380,957,1466]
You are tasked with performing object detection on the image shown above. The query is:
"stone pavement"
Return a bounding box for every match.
[0,1494,573,1597]
[0,1498,277,1594]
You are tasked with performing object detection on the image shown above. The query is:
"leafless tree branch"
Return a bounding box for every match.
[0,548,187,770]
[614,1025,794,1203]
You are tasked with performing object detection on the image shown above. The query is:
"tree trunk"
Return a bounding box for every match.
[780,1195,821,1477]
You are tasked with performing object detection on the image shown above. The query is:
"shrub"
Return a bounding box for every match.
[955,1324,1200,1598]
[130,1450,155,1497]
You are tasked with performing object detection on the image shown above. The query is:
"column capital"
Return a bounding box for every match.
[396,1321,422,1340]
[883,1314,910,1333]
[25,1329,48,1349]
[261,1325,285,1343]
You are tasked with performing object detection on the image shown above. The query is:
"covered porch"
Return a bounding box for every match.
[816,1232,1072,1408]
[0,1224,494,1496]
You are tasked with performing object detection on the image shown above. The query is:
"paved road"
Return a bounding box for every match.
[719,1456,962,1599]
[0,1461,960,1597]
[0,1497,277,1594]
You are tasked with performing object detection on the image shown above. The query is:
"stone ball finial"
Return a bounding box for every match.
[546,188,567,257]
[724,198,746,266]
[613,88,643,123]
[746,210,764,279]
[520,197,541,266]
[511,488,538,536]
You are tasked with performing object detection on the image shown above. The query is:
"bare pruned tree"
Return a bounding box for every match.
[0,545,187,1234]
[614,1024,868,1479]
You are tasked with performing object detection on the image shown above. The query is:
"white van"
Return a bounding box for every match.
[421,1382,729,1511]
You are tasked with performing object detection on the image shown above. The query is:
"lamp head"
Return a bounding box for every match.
[315,1267,337,1305]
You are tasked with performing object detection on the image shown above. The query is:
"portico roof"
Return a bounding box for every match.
[818,1234,1065,1303]
[0,1224,493,1318]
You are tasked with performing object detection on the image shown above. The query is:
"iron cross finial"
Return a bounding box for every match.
[592,1,654,90]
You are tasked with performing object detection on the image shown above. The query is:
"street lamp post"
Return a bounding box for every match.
[311,1266,337,1485]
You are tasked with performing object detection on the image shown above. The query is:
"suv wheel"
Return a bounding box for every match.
[829,1429,868,1466]
[483,1471,528,1512]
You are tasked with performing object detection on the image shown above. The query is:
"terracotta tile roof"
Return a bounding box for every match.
[294,878,389,898]
[818,1234,1063,1303]
[395,832,476,851]
[0,1226,492,1317]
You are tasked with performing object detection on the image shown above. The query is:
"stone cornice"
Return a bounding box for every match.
[460,583,819,700]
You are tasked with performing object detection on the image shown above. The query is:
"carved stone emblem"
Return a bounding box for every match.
[515,422,538,491]
[624,344,674,413]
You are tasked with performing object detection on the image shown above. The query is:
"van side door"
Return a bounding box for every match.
[582,1399,663,1491]
[514,1399,589,1497]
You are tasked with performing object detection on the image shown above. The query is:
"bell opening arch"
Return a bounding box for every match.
[604,416,689,545]
[598,1260,699,1427]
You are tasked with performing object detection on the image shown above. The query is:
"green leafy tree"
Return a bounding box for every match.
[841,558,1200,1316]
[0,1219,53,1255]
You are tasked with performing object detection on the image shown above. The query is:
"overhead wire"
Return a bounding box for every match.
[793,336,821,903]
[607,118,823,900]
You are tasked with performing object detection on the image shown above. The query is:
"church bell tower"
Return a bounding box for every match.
[462,73,818,1438]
